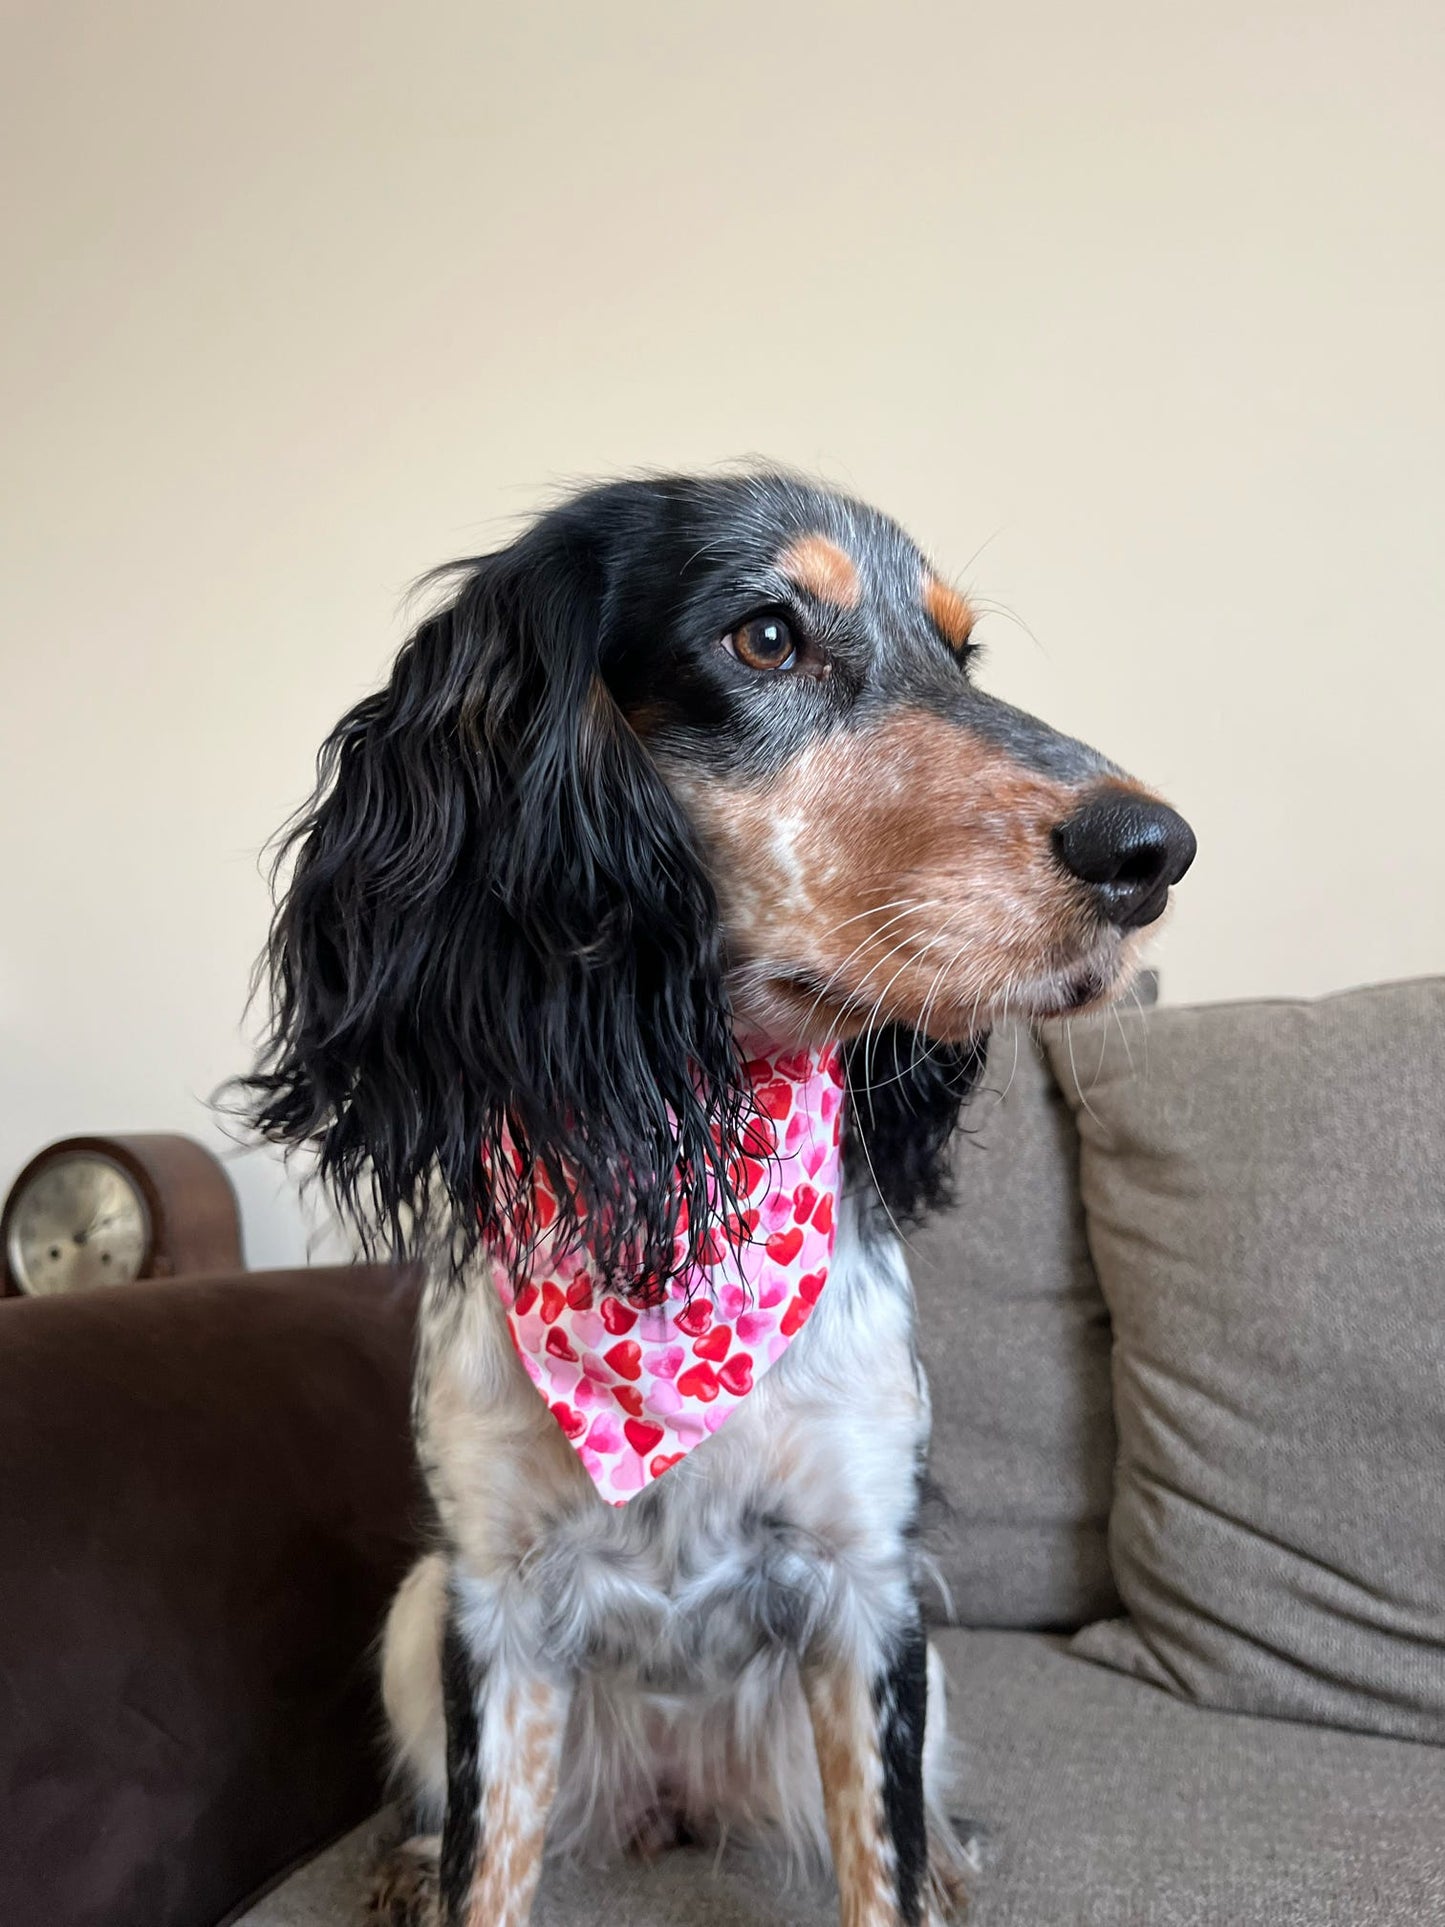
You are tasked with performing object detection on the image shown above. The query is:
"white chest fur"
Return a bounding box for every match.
[413,1196,930,1685]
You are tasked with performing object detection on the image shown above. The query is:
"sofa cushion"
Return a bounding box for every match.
[1046,978,1445,1743]
[912,1026,1120,1630]
[0,1266,425,1927]
[950,1630,1445,1927]
[239,1631,1445,1927]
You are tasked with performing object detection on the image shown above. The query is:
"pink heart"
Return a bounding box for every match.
[758,1269,788,1309]
[585,1415,623,1454]
[736,1310,772,1343]
[569,1310,606,1351]
[643,1344,684,1380]
[716,1282,747,1321]
[761,1193,793,1233]
[610,1452,644,1492]
[803,1142,826,1177]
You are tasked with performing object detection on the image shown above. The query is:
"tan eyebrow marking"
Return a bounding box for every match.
[778,533,863,611]
[922,571,976,650]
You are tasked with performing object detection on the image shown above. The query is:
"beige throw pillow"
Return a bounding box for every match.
[1046,979,1445,1743]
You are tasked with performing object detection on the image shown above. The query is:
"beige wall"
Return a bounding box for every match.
[3,2,1442,1265]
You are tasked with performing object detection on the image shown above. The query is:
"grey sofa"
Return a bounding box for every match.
[7,983,1440,1927]
[245,978,1445,1927]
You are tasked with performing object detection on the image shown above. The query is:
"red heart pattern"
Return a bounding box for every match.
[604,1340,642,1381]
[551,1401,585,1440]
[798,1269,826,1305]
[691,1323,732,1362]
[624,1418,665,1456]
[495,1039,843,1506]
[718,1352,754,1397]
[674,1299,713,1338]
[676,1361,720,1401]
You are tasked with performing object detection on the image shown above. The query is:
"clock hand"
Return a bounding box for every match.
[74,1211,125,1247]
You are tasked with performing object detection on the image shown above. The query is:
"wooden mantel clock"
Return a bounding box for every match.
[1,1134,243,1298]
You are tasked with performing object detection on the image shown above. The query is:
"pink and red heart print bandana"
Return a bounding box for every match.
[491,1041,845,1505]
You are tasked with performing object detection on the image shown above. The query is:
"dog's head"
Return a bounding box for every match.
[247,471,1192,1284]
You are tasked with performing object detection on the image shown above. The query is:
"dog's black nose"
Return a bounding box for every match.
[1052,790,1196,930]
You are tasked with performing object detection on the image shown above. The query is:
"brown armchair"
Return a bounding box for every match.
[0,1265,425,1927]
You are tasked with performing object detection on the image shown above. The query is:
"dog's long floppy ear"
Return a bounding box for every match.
[245,517,749,1291]
[842,1026,989,1226]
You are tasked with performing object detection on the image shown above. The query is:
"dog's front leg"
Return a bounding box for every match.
[803,1616,931,1927]
[437,1608,570,1927]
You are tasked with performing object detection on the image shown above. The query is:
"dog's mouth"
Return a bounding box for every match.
[739,917,1148,1040]
[733,941,1138,1043]
[743,967,882,1038]
[1015,963,1119,1022]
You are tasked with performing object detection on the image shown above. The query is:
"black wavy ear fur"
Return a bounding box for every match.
[243,518,750,1296]
[842,1026,990,1228]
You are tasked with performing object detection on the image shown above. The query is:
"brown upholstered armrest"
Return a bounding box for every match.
[0,1266,425,1927]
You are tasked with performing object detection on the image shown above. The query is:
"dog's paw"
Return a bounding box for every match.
[367,1832,440,1927]
[945,1813,992,1873]
[923,1813,992,1920]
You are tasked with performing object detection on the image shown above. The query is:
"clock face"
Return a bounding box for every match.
[5,1154,151,1295]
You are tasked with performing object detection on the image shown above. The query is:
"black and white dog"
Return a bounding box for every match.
[247,471,1193,1926]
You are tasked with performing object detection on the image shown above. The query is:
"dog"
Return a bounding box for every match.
[246,470,1194,1927]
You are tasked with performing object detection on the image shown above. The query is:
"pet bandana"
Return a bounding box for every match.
[492,1041,844,1505]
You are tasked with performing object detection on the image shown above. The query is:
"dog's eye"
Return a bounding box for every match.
[726,614,798,674]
